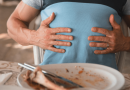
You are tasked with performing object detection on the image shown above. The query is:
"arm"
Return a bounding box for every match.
[7,1,73,53]
[7,1,40,45]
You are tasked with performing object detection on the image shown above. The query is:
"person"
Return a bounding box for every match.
[7,0,130,69]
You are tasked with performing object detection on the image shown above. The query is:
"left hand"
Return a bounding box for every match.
[88,14,127,54]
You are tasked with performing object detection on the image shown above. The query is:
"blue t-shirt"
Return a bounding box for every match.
[22,0,130,69]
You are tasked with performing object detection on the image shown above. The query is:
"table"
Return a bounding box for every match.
[0,61,130,90]
[0,61,22,86]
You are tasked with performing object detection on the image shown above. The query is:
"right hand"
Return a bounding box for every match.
[30,12,73,53]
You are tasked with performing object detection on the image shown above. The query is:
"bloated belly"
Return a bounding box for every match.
[40,2,121,68]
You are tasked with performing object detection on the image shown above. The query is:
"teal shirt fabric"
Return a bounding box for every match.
[39,2,122,69]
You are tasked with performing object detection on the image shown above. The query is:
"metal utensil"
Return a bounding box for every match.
[24,63,57,77]
[18,63,83,89]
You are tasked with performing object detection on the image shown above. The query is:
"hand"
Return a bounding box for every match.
[30,12,73,53]
[88,14,127,54]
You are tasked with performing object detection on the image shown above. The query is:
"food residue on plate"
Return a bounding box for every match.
[66,68,69,72]
[59,66,108,89]
[23,65,109,90]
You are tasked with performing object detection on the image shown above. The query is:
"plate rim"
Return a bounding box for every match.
[17,63,125,90]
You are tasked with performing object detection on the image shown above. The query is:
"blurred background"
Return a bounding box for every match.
[0,0,130,73]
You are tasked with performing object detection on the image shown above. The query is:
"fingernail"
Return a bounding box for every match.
[62,50,65,53]
[88,37,93,41]
[94,51,99,54]
[91,28,96,32]
[67,42,70,46]
[68,29,71,32]
[91,43,94,46]
[69,36,73,40]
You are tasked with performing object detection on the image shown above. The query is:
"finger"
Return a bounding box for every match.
[24,70,32,80]
[48,41,71,46]
[32,67,42,78]
[47,46,65,53]
[88,36,110,42]
[91,27,111,36]
[109,14,121,30]
[50,28,72,34]
[30,68,39,80]
[34,67,42,71]
[49,35,73,40]
[41,12,55,26]
[94,49,111,54]
[89,42,109,48]
[26,70,32,77]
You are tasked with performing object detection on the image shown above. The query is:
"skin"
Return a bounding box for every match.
[7,1,73,53]
[7,1,130,54]
[88,14,130,54]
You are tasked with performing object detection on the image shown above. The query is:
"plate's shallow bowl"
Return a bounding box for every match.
[17,63,125,90]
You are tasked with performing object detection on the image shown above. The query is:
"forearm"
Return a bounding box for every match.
[7,17,36,46]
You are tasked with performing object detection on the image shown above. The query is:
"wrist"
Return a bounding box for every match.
[28,30,38,46]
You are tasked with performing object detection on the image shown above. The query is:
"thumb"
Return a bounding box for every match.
[41,12,55,27]
[109,14,120,30]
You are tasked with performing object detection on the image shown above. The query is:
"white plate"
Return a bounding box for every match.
[17,63,125,90]
[0,85,32,90]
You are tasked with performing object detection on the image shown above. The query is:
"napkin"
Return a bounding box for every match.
[0,72,12,85]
